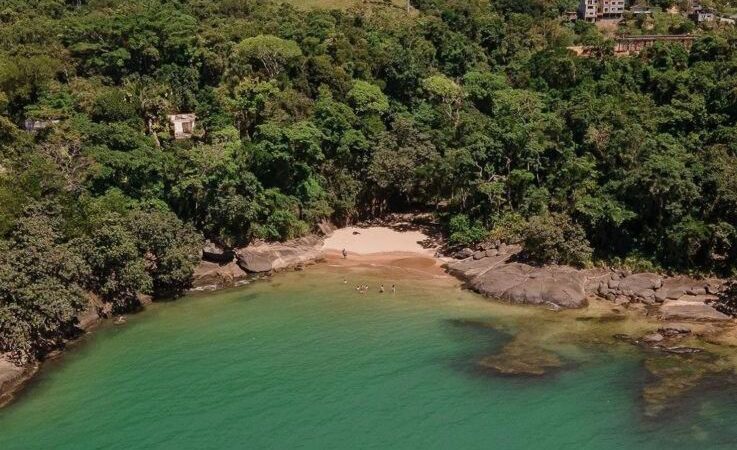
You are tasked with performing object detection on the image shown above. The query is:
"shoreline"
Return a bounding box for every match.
[2,223,735,409]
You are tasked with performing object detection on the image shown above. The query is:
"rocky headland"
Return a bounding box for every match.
[445,243,729,322]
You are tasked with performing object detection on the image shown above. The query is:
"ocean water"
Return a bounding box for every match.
[2,266,737,449]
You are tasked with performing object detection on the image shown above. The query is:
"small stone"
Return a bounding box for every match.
[663,347,703,354]
[456,248,474,259]
[642,333,664,343]
[686,287,707,296]
[473,251,486,260]
[658,326,691,337]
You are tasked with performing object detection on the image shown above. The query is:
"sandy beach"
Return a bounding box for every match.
[321,226,450,279]
[322,226,437,256]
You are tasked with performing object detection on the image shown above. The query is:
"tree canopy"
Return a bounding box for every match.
[2,0,737,359]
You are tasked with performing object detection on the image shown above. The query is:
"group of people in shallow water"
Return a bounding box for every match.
[344,279,396,295]
[341,248,396,295]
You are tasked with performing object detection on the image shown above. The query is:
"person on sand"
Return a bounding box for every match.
[380,285,385,293]
[342,248,347,259]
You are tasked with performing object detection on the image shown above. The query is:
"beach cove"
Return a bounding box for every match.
[2,227,737,448]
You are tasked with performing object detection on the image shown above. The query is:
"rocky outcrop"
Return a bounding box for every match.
[469,263,588,309]
[236,236,324,274]
[192,260,248,290]
[591,272,727,321]
[192,236,325,288]
[660,296,730,321]
[0,356,38,408]
[446,244,588,309]
[445,242,731,319]
[202,241,235,264]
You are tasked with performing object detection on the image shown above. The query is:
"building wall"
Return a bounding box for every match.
[579,0,598,21]
[579,0,625,21]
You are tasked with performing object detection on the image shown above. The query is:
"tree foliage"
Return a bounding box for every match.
[1,0,737,358]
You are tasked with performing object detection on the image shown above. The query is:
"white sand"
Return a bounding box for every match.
[322,226,436,256]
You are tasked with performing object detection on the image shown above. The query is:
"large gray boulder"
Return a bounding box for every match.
[468,263,588,309]
[659,295,731,321]
[618,273,663,297]
[236,236,324,273]
[192,260,248,288]
[655,277,714,302]
[202,241,235,264]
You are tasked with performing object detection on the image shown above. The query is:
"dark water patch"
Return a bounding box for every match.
[635,370,737,446]
[636,350,731,420]
[575,314,627,323]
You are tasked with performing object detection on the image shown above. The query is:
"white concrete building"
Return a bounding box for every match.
[579,0,626,22]
[167,114,196,139]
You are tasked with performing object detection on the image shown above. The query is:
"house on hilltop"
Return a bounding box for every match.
[168,114,196,140]
[578,0,626,22]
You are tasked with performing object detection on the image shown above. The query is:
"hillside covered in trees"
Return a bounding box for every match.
[1,0,737,360]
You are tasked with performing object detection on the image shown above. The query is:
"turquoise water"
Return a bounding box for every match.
[2,266,737,449]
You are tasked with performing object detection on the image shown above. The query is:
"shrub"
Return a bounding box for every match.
[448,214,487,247]
[488,211,528,244]
[523,213,592,267]
[711,281,737,317]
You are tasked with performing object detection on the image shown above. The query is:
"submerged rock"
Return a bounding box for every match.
[641,352,725,417]
[478,342,564,376]
[642,333,664,343]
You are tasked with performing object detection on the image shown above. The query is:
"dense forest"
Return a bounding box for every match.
[1,0,737,361]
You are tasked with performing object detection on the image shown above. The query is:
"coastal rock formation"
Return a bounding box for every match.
[192,260,248,289]
[0,355,37,408]
[469,263,588,309]
[201,241,235,264]
[445,243,732,320]
[236,236,324,273]
[446,245,588,309]
[660,296,730,321]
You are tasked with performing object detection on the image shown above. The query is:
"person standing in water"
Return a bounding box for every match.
[379,285,385,293]
[342,248,347,259]
[392,284,396,294]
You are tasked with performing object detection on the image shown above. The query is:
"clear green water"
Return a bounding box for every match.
[2,266,737,449]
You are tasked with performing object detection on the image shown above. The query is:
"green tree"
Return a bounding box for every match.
[523,213,592,267]
[233,35,303,79]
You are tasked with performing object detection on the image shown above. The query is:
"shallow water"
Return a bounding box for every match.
[2,266,737,449]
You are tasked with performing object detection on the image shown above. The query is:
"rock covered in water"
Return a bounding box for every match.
[478,342,563,376]
[642,332,664,343]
